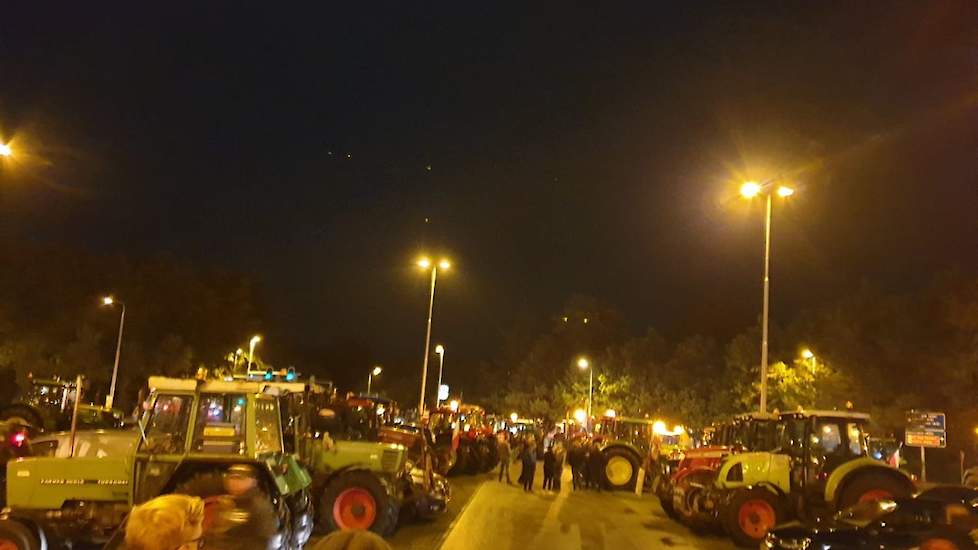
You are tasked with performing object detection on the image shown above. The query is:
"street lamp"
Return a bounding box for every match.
[740,179,795,413]
[577,357,593,426]
[367,365,382,395]
[0,143,12,157]
[416,255,451,417]
[248,335,261,369]
[100,296,126,409]
[434,344,446,408]
[801,348,816,375]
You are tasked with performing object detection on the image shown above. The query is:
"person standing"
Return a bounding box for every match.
[552,436,566,492]
[588,443,606,492]
[542,444,556,491]
[568,439,583,490]
[497,432,512,483]
[521,435,537,492]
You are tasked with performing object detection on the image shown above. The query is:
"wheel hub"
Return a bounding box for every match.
[605,456,633,486]
[333,488,378,530]
[737,499,775,539]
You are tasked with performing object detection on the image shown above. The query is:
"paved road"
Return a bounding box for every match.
[391,463,736,550]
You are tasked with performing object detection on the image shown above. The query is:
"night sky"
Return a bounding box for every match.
[1,3,977,389]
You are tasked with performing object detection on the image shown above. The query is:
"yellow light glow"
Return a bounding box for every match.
[235,348,243,355]
[801,349,814,360]
[673,425,685,434]
[510,412,518,422]
[974,427,978,436]
[652,420,667,435]
[740,181,762,198]
[577,357,589,369]
[101,296,114,306]
[777,186,795,197]
[573,408,587,424]
[438,259,451,270]
[583,317,589,324]
[372,366,383,376]
[417,257,431,269]
[604,409,616,418]
[449,399,459,412]
[0,143,11,157]
[435,344,445,355]
[250,335,262,346]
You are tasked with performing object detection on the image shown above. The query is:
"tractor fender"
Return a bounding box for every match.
[715,452,790,493]
[826,458,914,505]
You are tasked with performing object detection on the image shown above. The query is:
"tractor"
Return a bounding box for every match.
[429,403,498,475]
[701,410,915,547]
[0,375,123,432]
[0,375,314,550]
[596,415,692,491]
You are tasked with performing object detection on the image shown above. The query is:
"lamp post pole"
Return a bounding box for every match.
[418,265,438,417]
[435,345,445,408]
[107,302,125,410]
[760,192,772,414]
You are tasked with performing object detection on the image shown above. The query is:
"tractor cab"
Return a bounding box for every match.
[776,410,874,499]
[0,375,123,433]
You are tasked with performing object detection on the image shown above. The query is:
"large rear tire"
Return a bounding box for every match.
[837,470,913,510]
[0,520,41,550]
[721,487,781,548]
[319,470,398,537]
[602,447,639,491]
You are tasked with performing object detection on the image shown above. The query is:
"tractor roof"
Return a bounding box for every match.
[779,409,871,421]
[733,412,778,421]
[148,376,320,396]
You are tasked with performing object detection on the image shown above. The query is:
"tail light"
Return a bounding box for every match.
[10,431,27,448]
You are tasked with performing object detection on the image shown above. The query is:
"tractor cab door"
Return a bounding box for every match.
[132,392,193,504]
[801,417,866,497]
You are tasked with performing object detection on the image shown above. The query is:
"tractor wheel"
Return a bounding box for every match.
[658,489,679,520]
[721,488,781,548]
[319,470,398,536]
[676,470,717,533]
[837,470,913,509]
[0,520,41,550]
[449,445,470,476]
[0,407,42,432]
[602,447,639,491]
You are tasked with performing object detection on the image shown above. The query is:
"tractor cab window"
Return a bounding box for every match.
[193,394,247,454]
[255,397,283,454]
[846,423,867,456]
[140,394,191,454]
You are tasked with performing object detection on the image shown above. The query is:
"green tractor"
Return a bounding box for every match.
[0,375,123,432]
[0,375,314,549]
[703,410,915,547]
[596,416,691,491]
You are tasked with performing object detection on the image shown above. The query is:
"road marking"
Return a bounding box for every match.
[436,477,488,550]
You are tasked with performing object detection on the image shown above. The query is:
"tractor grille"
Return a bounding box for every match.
[382,450,400,472]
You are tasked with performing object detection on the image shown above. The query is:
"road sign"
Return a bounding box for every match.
[905,410,946,448]
[438,384,449,401]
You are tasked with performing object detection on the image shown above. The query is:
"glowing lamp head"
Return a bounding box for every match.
[435,345,444,355]
[652,420,667,435]
[510,412,518,423]
[372,366,383,376]
[449,400,459,412]
[776,186,795,197]
[235,348,244,355]
[101,296,115,306]
[573,408,587,424]
[417,257,431,269]
[740,181,762,198]
[604,409,616,418]
[0,143,11,157]
[577,357,589,370]
[438,259,451,270]
[250,335,261,346]
[673,425,685,435]
[801,349,814,360]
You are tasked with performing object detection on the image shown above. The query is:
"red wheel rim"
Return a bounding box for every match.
[333,488,378,530]
[737,499,776,539]
[0,539,19,550]
[858,489,893,504]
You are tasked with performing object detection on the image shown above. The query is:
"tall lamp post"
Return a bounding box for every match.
[577,357,593,427]
[801,348,816,375]
[248,335,261,370]
[740,180,795,413]
[416,256,450,418]
[101,296,126,409]
[367,365,382,395]
[434,344,446,408]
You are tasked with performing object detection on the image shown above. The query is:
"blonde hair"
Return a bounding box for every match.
[125,494,204,550]
[312,529,393,550]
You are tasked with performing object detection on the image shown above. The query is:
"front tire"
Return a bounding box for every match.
[319,471,398,537]
[721,488,781,548]
[602,447,639,491]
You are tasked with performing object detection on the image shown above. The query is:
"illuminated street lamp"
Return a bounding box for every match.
[416,256,451,417]
[100,296,126,409]
[248,335,261,369]
[577,357,593,427]
[801,348,816,374]
[434,344,446,408]
[740,179,795,413]
[367,365,383,395]
[0,143,12,157]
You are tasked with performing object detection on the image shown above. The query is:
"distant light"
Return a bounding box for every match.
[438,259,451,270]
[652,420,667,435]
[417,257,431,269]
[0,143,11,157]
[435,345,444,355]
[673,425,685,435]
[285,369,296,381]
[235,348,243,355]
[740,181,762,198]
[510,412,518,422]
[372,366,383,376]
[376,405,386,416]
[777,186,795,197]
[562,316,568,323]
[11,432,26,446]
[101,296,115,306]
[583,317,589,324]
[604,409,616,418]
[577,357,589,370]
[250,335,262,346]
[449,400,459,412]
[573,408,587,424]
[801,349,815,360]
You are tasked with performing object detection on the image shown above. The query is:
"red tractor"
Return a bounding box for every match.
[428,403,499,475]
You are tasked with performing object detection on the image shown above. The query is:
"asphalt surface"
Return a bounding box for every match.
[388,462,737,550]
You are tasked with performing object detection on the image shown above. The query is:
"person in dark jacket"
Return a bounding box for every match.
[567,439,584,490]
[542,444,556,491]
[497,432,512,483]
[587,442,606,492]
[551,436,566,491]
[520,436,537,492]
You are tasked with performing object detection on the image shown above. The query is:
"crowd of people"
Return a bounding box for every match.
[496,430,607,493]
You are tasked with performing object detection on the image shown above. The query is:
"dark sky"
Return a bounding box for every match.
[1,3,977,389]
